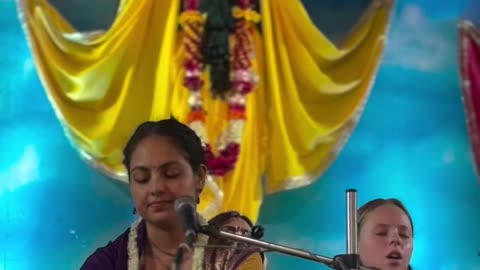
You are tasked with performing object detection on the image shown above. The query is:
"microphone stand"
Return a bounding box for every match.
[171,247,184,270]
[333,189,361,270]
[201,225,337,267]
[200,189,374,270]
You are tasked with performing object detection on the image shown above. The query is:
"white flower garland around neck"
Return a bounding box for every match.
[127,216,209,270]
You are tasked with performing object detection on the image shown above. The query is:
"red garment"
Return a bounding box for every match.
[459,21,480,176]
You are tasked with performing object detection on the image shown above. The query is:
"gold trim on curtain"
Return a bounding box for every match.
[17,0,394,221]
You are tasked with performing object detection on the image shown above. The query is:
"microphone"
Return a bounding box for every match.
[174,196,198,246]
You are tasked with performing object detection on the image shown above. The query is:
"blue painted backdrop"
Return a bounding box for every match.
[0,0,479,269]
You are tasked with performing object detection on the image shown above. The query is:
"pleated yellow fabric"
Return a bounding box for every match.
[261,0,393,192]
[17,0,394,221]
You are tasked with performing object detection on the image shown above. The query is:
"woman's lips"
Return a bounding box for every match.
[148,200,173,210]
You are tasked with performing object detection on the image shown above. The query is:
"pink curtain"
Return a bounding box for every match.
[459,20,480,176]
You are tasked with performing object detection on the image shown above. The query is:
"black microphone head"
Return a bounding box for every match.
[174,196,196,212]
[174,196,198,246]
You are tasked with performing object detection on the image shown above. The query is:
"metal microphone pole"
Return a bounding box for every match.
[199,227,375,270]
[332,189,360,270]
[201,189,375,270]
[346,189,358,255]
[200,225,336,268]
[199,189,373,270]
[171,246,184,270]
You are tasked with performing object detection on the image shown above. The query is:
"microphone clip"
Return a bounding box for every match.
[332,254,361,270]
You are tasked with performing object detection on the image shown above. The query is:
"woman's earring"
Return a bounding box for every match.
[132,207,137,215]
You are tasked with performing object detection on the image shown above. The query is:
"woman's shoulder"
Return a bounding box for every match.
[233,251,265,270]
[203,245,265,270]
[79,226,132,270]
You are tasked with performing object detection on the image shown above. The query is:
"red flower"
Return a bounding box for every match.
[204,143,240,176]
[187,109,206,123]
[184,77,203,90]
[185,60,201,71]
[233,81,254,94]
[238,0,254,9]
[183,0,200,11]
[228,107,246,120]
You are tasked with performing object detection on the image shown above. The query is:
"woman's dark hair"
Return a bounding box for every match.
[209,211,264,239]
[122,117,206,176]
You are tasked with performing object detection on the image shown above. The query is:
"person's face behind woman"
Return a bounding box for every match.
[129,135,206,228]
[221,217,252,237]
[358,204,413,270]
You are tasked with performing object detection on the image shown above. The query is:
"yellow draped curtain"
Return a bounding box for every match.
[17,0,394,221]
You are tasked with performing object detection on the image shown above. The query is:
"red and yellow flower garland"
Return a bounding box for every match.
[180,0,260,177]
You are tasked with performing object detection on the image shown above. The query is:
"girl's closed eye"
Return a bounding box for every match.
[399,230,411,239]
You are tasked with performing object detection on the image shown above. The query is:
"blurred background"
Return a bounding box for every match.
[1,0,479,269]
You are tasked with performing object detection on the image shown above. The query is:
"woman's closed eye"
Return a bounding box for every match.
[135,177,149,183]
[131,170,149,183]
[159,162,184,178]
[164,168,181,178]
